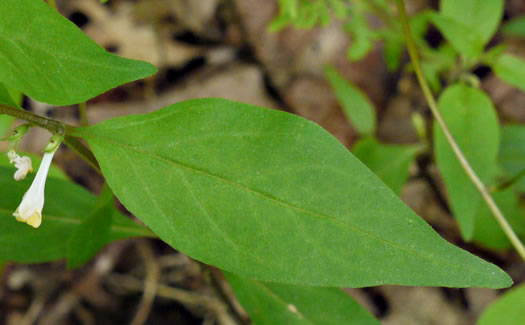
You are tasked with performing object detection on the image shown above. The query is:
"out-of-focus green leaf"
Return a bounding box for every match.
[225,272,380,325]
[477,284,525,325]
[344,14,376,61]
[440,0,504,46]
[492,54,525,93]
[67,184,114,269]
[429,13,484,59]
[0,0,156,105]
[0,166,153,264]
[499,124,525,192]
[434,84,499,241]
[352,137,422,195]
[325,66,376,135]
[472,188,525,250]
[421,45,457,92]
[502,16,525,37]
[72,98,512,288]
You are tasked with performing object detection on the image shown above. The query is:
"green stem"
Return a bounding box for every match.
[47,0,58,11]
[0,103,65,135]
[395,0,525,260]
[0,103,101,174]
[63,133,101,174]
[78,102,88,126]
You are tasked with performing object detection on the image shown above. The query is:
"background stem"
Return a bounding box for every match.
[395,0,525,260]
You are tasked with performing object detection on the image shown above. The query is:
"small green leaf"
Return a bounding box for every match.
[352,137,422,195]
[66,184,114,269]
[325,66,376,135]
[73,98,511,288]
[434,84,500,241]
[473,188,525,250]
[0,0,157,106]
[492,54,525,93]
[440,0,504,46]
[499,124,525,192]
[225,272,380,325]
[502,16,525,37]
[0,166,152,264]
[477,284,525,325]
[429,12,485,59]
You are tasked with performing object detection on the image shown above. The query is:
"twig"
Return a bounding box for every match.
[395,0,525,260]
[79,102,89,126]
[129,241,160,325]
[107,274,238,325]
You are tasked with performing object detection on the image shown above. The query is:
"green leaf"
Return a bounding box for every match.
[429,12,485,59]
[73,98,511,288]
[0,166,152,264]
[477,284,525,325]
[492,54,525,93]
[344,15,376,61]
[0,83,18,137]
[502,16,525,37]
[225,272,380,325]
[325,66,376,135]
[352,137,422,195]
[0,0,157,106]
[499,124,525,192]
[66,184,114,269]
[434,84,500,241]
[440,0,504,46]
[472,188,525,250]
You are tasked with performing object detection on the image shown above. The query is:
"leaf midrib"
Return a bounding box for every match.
[77,131,493,276]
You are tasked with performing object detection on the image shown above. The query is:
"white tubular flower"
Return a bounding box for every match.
[12,150,56,228]
[7,150,33,181]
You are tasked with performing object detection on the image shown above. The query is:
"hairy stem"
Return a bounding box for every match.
[0,104,65,135]
[0,103,101,173]
[395,0,525,260]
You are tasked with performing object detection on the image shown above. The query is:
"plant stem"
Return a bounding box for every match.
[47,0,58,11]
[395,0,525,260]
[78,102,88,126]
[0,103,101,173]
[0,104,65,135]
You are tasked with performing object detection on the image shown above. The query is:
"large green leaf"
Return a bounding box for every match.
[492,54,525,93]
[434,85,500,241]
[477,284,525,325]
[428,13,484,59]
[499,124,525,192]
[325,66,376,136]
[472,189,525,250]
[0,0,156,106]
[440,0,504,46]
[73,98,511,288]
[67,184,114,269]
[0,166,153,264]
[352,137,422,195]
[225,272,379,325]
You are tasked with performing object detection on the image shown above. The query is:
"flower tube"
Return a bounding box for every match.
[12,150,56,228]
